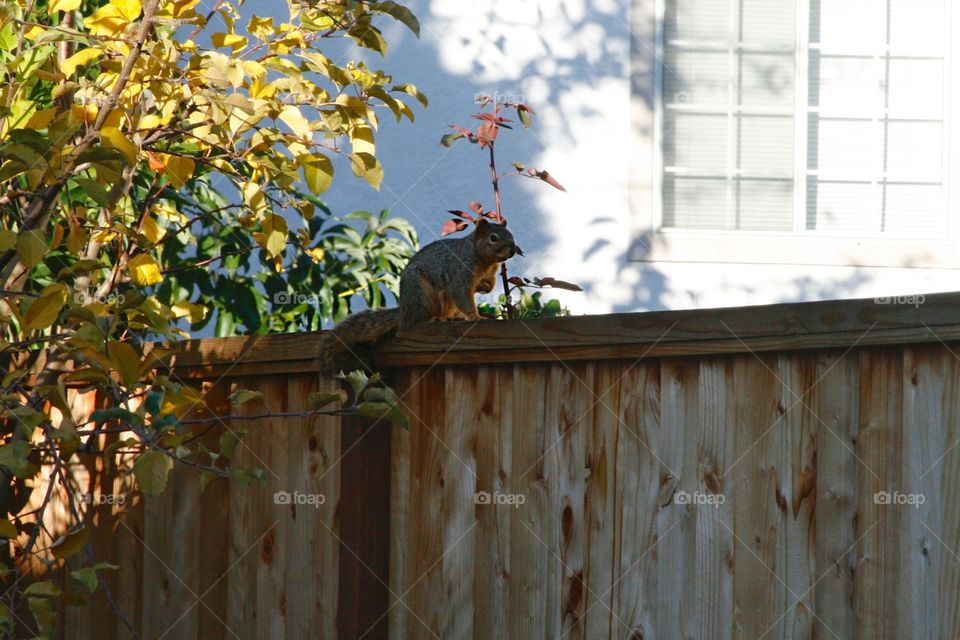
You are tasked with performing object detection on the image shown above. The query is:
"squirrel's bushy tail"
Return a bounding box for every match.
[316,308,401,377]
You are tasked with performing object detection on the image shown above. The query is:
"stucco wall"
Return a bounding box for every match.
[316,0,960,314]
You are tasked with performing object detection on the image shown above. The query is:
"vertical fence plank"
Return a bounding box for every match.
[615,362,663,637]
[812,351,858,639]
[508,363,550,637]
[657,358,698,638]
[405,366,446,637]
[694,358,734,640]
[472,365,513,640]
[731,353,787,638]
[283,373,341,639]
[389,368,412,640]
[902,345,945,640]
[779,353,817,636]
[938,346,960,639]
[194,379,231,640]
[856,348,904,639]
[440,366,478,640]
[583,361,619,638]
[543,362,591,639]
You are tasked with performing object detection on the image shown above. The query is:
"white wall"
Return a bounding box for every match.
[318,0,960,314]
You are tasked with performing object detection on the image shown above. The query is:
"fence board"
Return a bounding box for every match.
[546,363,591,639]
[812,351,859,639]
[856,348,905,639]
[30,303,960,640]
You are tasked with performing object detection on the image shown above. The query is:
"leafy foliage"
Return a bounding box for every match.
[0,0,422,633]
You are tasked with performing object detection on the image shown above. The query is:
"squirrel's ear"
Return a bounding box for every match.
[475,218,491,234]
[500,217,508,227]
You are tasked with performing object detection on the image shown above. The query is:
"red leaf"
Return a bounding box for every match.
[480,211,498,220]
[507,276,526,286]
[450,124,473,136]
[472,112,498,122]
[535,277,583,291]
[469,201,484,214]
[539,170,567,192]
[476,123,498,148]
[447,209,475,221]
[441,219,470,236]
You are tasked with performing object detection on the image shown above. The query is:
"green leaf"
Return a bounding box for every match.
[391,83,428,107]
[71,567,98,592]
[108,340,141,387]
[299,153,333,195]
[133,450,173,496]
[23,283,68,330]
[0,519,18,538]
[308,390,347,410]
[51,527,89,560]
[0,229,15,252]
[378,1,420,36]
[440,133,464,147]
[230,389,263,406]
[16,229,47,269]
[24,581,62,598]
[356,400,409,429]
[0,441,38,478]
[28,596,55,638]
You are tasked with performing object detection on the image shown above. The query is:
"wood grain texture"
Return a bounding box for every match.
[471,365,512,640]
[731,353,787,639]
[856,348,905,639]
[812,351,859,639]
[165,293,960,370]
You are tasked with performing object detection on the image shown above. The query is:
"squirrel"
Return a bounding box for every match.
[317,217,521,376]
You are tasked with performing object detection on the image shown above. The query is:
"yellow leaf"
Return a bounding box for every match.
[24,284,68,331]
[66,220,88,254]
[111,0,142,22]
[138,114,161,130]
[350,124,375,156]
[306,247,324,263]
[26,108,57,130]
[349,152,383,190]
[211,32,248,52]
[140,216,165,243]
[62,48,102,76]
[100,127,139,165]
[23,25,45,39]
[155,153,194,188]
[171,302,207,323]
[299,153,333,195]
[0,230,15,253]
[83,4,127,37]
[127,254,162,286]
[279,105,311,139]
[50,0,81,11]
[259,214,287,258]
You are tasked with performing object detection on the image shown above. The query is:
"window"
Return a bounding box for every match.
[636,0,959,267]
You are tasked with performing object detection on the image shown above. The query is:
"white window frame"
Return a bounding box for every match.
[631,0,960,268]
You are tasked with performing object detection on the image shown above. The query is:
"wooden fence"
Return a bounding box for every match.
[57,292,960,639]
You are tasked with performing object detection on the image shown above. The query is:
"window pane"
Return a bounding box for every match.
[883,184,946,237]
[735,180,794,230]
[812,0,886,52]
[886,121,943,179]
[739,53,795,107]
[664,112,728,172]
[806,181,882,232]
[663,49,730,106]
[740,0,796,46]
[662,176,728,229]
[738,115,794,175]
[664,0,732,42]
[886,59,944,116]
[889,0,945,54]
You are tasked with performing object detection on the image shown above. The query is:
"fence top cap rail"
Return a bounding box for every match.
[166,291,960,371]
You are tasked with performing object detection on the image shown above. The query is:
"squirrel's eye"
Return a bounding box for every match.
[489,234,500,243]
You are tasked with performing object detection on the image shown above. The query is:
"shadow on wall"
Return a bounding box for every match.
[323,0,878,314]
